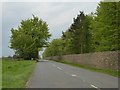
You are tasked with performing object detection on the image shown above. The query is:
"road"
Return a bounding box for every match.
[27,60,118,89]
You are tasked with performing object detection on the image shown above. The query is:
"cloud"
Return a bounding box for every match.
[49,8,75,27]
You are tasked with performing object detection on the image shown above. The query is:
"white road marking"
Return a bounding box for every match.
[57,67,62,70]
[71,74,77,77]
[91,84,100,90]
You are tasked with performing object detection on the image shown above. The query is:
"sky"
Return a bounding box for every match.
[1,0,100,57]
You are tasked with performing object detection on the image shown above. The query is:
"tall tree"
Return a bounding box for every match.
[68,11,92,54]
[92,2,120,51]
[82,15,93,53]
[10,15,51,60]
[61,30,73,54]
[68,11,85,54]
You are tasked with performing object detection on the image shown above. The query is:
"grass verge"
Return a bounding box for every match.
[2,59,36,88]
[59,60,120,77]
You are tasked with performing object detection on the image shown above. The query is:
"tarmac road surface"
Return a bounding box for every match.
[27,60,118,89]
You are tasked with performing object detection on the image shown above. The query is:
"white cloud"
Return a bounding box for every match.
[30,3,68,22]
[49,8,75,27]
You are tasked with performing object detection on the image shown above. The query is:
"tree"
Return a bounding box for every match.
[43,38,63,58]
[82,15,94,53]
[69,11,85,54]
[65,11,93,54]
[92,2,120,51]
[10,15,51,60]
[61,30,74,54]
[60,12,93,55]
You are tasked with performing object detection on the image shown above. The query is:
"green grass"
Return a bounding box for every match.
[2,59,36,88]
[59,60,120,77]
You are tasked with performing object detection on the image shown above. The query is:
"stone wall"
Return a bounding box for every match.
[46,51,119,70]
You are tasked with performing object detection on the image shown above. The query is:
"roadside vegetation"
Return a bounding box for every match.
[59,60,120,77]
[43,2,120,57]
[43,2,120,77]
[43,0,120,76]
[2,59,36,88]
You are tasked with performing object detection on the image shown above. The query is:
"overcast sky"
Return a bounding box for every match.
[1,1,100,57]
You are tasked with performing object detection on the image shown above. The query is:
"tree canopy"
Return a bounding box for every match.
[10,15,51,60]
[43,38,63,58]
[92,2,120,51]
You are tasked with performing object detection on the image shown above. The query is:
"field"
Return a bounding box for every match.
[2,59,36,88]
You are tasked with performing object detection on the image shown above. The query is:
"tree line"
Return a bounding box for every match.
[43,2,120,58]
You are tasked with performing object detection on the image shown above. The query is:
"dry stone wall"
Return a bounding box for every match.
[46,51,119,70]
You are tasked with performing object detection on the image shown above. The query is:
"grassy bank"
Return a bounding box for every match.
[2,59,36,88]
[59,60,120,77]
